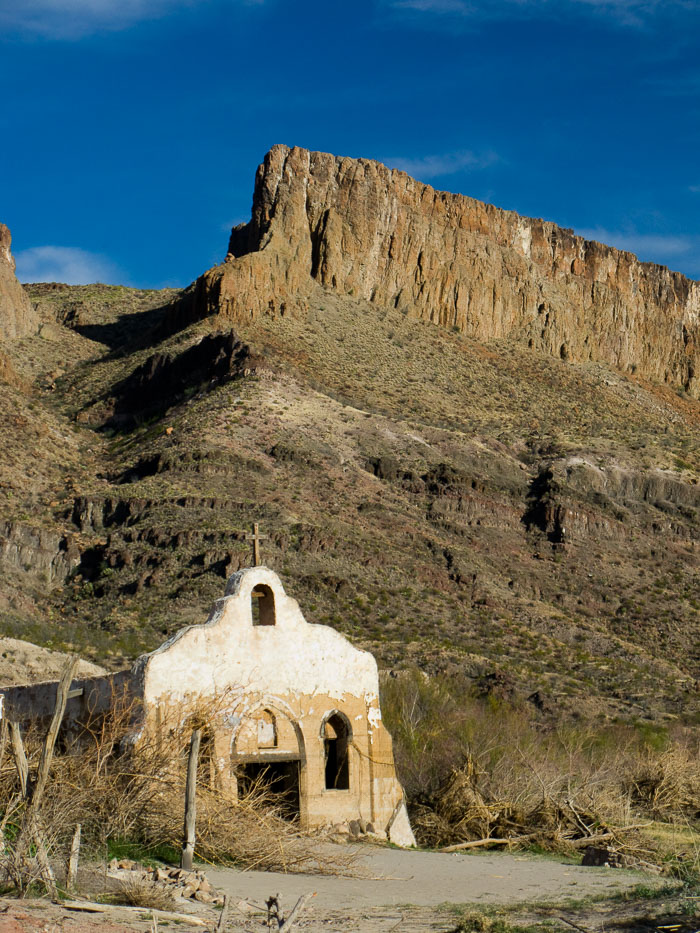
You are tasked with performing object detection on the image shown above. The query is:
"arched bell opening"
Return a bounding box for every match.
[251,584,276,626]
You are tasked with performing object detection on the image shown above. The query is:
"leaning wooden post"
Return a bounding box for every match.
[9,722,29,798]
[0,716,8,772]
[13,656,78,898]
[31,656,79,814]
[181,728,201,871]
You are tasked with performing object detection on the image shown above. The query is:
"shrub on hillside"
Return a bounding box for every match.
[381,669,700,853]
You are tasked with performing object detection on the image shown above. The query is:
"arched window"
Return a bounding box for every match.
[257,709,277,748]
[251,584,276,626]
[323,713,350,790]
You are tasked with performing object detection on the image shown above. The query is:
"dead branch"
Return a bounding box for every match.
[279,892,315,933]
[568,824,650,848]
[62,900,208,925]
[216,893,230,932]
[440,832,541,853]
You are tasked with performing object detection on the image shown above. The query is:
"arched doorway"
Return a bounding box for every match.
[232,705,305,820]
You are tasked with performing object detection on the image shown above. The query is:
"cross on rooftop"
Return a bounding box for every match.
[244,522,268,567]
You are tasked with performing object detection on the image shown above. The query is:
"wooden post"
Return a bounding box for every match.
[9,722,29,798]
[279,893,314,933]
[0,719,6,857]
[180,728,201,870]
[0,717,7,772]
[67,823,81,892]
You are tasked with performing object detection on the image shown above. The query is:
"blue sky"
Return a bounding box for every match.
[1,0,699,288]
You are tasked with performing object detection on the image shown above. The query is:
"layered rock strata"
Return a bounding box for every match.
[179,145,699,396]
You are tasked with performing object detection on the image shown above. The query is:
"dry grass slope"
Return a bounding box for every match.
[0,283,696,732]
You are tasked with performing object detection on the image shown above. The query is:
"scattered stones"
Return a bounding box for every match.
[326,819,387,844]
[108,861,224,905]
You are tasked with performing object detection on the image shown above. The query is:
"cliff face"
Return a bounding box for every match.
[185,144,699,397]
[0,223,37,341]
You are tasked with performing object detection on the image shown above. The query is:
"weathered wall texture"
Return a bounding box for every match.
[182,145,699,397]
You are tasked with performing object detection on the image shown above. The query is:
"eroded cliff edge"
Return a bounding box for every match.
[179,144,699,397]
[0,224,36,341]
[0,223,38,385]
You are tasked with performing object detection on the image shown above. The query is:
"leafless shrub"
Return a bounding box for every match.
[382,668,700,860]
[109,875,176,911]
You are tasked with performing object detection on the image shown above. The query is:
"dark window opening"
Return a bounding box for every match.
[251,584,276,626]
[323,714,350,790]
[238,761,300,820]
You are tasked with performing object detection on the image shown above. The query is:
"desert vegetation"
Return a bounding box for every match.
[381,669,700,874]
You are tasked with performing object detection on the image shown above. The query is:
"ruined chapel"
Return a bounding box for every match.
[1,567,415,846]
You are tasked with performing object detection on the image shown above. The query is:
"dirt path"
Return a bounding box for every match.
[0,850,670,933]
[209,846,654,910]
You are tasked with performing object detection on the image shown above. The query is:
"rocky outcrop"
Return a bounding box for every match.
[180,145,699,397]
[0,223,37,340]
[106,329,258,429]
[0,521,80,586]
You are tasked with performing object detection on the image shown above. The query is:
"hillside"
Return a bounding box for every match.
[0,148,698,726]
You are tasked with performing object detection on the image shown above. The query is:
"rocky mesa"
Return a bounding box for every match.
[179,144,699,397]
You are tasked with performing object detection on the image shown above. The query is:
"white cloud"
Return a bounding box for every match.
[14,246,125,285]
[384,0,700,26]
[384,149,499,180]
[0,0,263,40]
[690,185,700,193]
[576,227,694,259]
[392,0,472,11]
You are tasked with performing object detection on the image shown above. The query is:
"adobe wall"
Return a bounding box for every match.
[0,669,134,728]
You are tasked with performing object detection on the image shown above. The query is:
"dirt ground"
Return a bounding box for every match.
[209,845,657,909]
[0,846,684,933]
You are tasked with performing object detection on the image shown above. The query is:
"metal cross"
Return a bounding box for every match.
[244,522,268,567]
